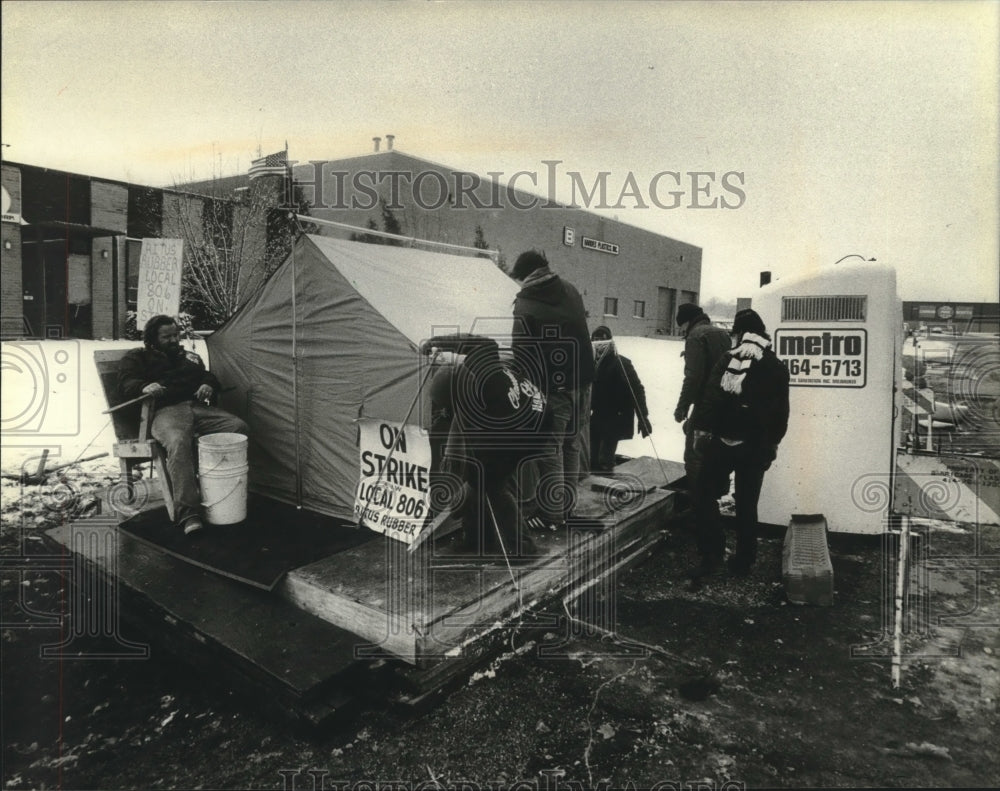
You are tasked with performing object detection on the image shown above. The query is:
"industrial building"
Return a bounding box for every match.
[2,140,704,339]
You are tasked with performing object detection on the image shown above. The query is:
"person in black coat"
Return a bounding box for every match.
[510,250,594,528]
[688,309,790,580]
[673,303,732,492]
[588,326,652,474]
[119,315,248,535]
[424,334,548,559]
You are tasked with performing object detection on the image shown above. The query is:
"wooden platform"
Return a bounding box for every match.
[43,456,684,719]
[280,457,684,666]
[43,517,381,727]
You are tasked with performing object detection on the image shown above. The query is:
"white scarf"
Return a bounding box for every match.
[720,332,770,394]
[592,339,614,369]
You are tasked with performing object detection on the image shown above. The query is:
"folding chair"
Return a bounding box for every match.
[94,349,175,521]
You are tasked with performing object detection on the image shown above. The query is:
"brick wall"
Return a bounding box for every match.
[91,238,114,338]
[91,181,128,234]
[295,152,703,337]
[1,223,23,338]
[2,165,24,337]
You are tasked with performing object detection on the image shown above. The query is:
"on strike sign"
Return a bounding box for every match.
[136,238,184,327]
[354,418,432,544]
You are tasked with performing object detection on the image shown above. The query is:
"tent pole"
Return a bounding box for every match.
[296,214,499,259]
[291,238,303,508]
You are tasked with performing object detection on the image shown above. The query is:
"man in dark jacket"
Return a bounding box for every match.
[589,326,652,474]
[119,315,248,535]
[689,309,790,580]
[424,334,547,559]
[510,250,594,530]
[673,303,732,492]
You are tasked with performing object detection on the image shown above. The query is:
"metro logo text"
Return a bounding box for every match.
[774,328,867,388]
[778,332,863,357]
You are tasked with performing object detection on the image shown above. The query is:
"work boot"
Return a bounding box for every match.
[182,516,205,537]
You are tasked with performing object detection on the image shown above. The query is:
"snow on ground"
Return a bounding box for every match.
[609,335,686,464]
[1,336,688,478]
[0,338,208,477]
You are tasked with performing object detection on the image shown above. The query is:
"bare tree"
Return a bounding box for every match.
[163,175,311,328]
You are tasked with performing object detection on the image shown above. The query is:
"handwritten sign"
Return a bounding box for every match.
[136,238,184,327]
[354,418,432,544]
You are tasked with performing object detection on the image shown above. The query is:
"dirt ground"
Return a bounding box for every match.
[2,470,998,790]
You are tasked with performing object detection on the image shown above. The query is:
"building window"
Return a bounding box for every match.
[633,300,645,318]
[603,297,618,316]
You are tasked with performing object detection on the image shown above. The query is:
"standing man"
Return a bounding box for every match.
[689,309,790,581]
[589,326,652,474]
[673,303,732,492]
[119,315,249,536]
[422,334,548,559]
[510,250,594,530]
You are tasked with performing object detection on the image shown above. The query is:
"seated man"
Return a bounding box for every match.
[119,314,248,536]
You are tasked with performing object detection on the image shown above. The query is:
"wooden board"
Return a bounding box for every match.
[44,518,375,724]
[612,456,686,491]
[279,458,678,666]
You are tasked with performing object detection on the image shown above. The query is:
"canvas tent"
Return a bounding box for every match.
[207,234,519,521]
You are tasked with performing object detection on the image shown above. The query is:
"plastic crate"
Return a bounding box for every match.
[782,514,834,606]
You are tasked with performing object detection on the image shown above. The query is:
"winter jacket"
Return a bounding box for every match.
[512,267,595,394]
[700,339,790,449]
[591,350,649,440]
[119,346,220,408]
[425,335,548,455]
[677,317,732,429]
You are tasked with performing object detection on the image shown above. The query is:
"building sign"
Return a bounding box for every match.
[354,418,432,544]
[955,306,974,319]
[563,226,575,246]
[774,328,867,388]
[936,305,954,320]
[136,238,184,327]
[918,305,937,319]
[581,236,619,255]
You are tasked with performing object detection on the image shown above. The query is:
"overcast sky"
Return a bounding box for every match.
[3,0,997,303]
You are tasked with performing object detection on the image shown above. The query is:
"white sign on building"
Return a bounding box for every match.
[581,236,619,255]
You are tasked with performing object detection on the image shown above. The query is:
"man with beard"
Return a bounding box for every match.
[119,315,248,536]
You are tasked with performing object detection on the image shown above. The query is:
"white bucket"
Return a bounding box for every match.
[198,433,248,474]
[200,464,248,525]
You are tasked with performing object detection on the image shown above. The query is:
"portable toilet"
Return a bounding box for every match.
[752,260,902,534]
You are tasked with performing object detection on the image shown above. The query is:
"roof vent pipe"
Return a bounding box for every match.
[372,136,381,152]
[386,134,395,151]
